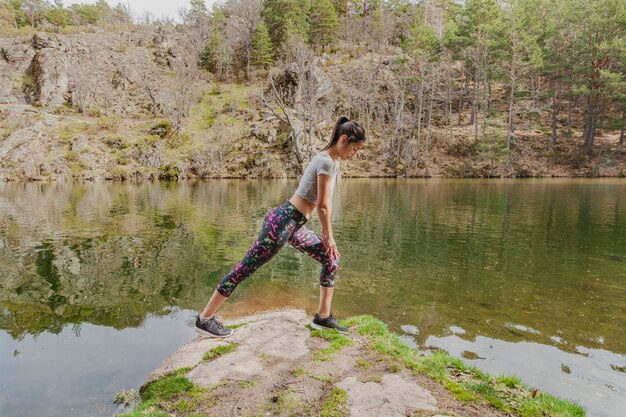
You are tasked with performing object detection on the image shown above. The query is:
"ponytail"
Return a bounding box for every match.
[322,116,366,150]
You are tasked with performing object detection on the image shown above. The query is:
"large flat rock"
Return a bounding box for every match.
[337,373,438,417]
[144,309,310,388]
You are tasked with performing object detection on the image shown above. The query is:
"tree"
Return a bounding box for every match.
[23,0,47,28]
[251,21,274,69]
[455,0,501,143]
[223,0,264,80]
[45,6,70,30]
[309,0,338,52]
[501,0,542,154]
[262,0,309,50]
[188,0,207,24]
[70,3,102,25]
[566,0,626,154]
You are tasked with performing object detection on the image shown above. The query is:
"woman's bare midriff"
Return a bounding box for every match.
[289,194,316,218]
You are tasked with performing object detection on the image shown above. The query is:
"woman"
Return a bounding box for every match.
[195,116,366,337]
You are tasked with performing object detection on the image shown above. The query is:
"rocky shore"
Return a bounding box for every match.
[123,309,584,417]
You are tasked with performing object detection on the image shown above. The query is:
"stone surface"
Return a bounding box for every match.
[145,309,311,388]
[336,373,438,417]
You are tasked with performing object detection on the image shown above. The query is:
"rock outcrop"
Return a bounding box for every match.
[143,309,508,417]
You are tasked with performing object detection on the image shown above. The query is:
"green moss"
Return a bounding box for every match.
[158,164,180,180]
[320,388,347,417]
[292,367,305,378]
[140,374,194,402]
[355,358,371,368]
[118,401,169,417]
[203,343,239,361]
[266,387,310,416]
[360,374,383,384]
[387,363,402,373]
[239,380,257,388]
[310,328,352,361]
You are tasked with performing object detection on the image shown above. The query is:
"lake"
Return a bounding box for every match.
[1,179,625,417]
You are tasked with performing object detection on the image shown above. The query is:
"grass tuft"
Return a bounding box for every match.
[203,343,239,361]
[310,328,352,361]
[320,388,348,417]
[140,374,194,402]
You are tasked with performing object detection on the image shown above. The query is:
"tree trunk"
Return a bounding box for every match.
[619,110,626,145]
[567,94,573,138]
[424,65,438,177]
[551,79,560,145]
[507,48,516,163]
[473,65,479,143]
[583,106,596,155]
[415,73,425,169]
[458,64,466,126]
[447,59,454,144]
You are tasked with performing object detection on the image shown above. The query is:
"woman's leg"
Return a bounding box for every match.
[318,286,334,319]
[199,208,295,319]
[199,290,228,320]
[288,225,340,317]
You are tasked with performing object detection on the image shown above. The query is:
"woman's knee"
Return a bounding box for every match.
[320,255,339,287]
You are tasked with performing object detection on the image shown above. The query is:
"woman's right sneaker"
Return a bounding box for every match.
[195,315,234,338]
[311,313,348,334]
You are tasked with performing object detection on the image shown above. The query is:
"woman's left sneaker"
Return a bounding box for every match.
[311,313,348,334]
[195,315,234,338]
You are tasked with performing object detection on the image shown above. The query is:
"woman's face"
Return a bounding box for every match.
[339,137,365,160]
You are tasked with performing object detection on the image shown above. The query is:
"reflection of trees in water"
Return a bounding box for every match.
[335,179,626,353]
[0,226,205,340]
[0,180,624,353]
[0,181,293,339]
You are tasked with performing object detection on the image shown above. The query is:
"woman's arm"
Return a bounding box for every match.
[317,174,340,259]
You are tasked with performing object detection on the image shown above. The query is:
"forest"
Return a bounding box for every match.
[1,0,625,179]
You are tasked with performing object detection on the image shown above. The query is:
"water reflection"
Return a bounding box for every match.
[422,333,626,417]
[0,179,625,417]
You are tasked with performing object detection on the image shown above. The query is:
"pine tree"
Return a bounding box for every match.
[309,0,338,52]
[252,22,274,68]
[189,0,207,22]
[262,0,309,49]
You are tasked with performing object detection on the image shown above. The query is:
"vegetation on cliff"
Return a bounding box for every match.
[0,0,625,180]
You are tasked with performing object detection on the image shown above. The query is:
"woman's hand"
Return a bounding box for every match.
[323,235,340,259]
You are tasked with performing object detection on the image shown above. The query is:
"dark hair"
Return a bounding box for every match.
[322,116,366,150]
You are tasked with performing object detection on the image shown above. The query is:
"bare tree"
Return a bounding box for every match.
[223,0,264,79]
[262,70,305,165]
[71,53,99,113]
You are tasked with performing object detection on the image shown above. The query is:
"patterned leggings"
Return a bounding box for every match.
[216,201,339,297]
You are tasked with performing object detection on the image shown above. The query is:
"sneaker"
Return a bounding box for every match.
[195,315,233,338]
[311,313,348,334]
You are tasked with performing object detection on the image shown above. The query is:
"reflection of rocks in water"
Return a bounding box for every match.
[400,324,419,335]
[449,325,466,335]
[504,322,541,337]
[461,350,484,360]
[0,224,212,339]
[610,364,626,373]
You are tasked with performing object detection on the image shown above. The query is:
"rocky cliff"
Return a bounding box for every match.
[1,29,624,181]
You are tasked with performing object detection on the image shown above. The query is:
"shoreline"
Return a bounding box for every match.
[1,174,626,183]
[118,309,585,417]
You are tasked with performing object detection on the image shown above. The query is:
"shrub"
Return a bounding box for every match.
[150,120,173,139]
[447,142,478,157]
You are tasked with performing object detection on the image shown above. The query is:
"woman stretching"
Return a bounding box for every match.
[195,116,366,337]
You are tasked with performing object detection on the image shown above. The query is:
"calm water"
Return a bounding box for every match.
[0,179,625,417]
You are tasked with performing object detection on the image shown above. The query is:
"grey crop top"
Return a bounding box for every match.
[294,153,340,204]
